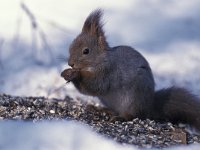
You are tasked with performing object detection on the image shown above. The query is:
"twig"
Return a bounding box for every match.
[31,22,38,59]
[21,2,37,29]
[37,17,72,34]
[21,2,55,64]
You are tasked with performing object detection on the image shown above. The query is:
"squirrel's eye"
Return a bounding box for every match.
[82,48,90,55]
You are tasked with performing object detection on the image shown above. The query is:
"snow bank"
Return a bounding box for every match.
[0,121,135,150]
[0,121,200,150]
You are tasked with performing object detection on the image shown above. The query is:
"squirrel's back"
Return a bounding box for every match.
[107,45,154,91]
[109,46,151,71]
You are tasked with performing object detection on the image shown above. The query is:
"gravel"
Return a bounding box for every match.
[0,94,200,148]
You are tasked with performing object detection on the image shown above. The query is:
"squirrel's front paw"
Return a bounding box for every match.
[61,68,79,82]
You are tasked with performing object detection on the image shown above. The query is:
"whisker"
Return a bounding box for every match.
[56,56,67,61]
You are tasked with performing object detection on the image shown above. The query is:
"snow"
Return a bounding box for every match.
[0,0,200,149]
[0,121,200,150]
[0,121,136,150]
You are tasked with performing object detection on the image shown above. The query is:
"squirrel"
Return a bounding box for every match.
[61,9,200,131]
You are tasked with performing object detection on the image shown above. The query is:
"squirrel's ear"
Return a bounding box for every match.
[82,9,104,36]
[82,9,109,49]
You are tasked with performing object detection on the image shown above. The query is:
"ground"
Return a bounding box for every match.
[0,94,200,149]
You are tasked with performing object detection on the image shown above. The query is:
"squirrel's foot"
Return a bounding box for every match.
[61,68,79,82]
[109,113,134,122]
[109,116,126,122]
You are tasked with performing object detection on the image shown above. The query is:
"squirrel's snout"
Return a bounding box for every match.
[68,61,74,68]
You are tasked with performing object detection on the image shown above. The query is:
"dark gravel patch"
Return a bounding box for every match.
[0,94,200,148]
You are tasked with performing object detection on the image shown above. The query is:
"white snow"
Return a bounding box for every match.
[0,0,200,149]
[0,121,200,150]
[0,121,136,150]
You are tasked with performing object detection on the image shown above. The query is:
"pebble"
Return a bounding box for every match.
[50,110,55,114]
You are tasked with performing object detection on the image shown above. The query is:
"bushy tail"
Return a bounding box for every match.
[152,87,200,130]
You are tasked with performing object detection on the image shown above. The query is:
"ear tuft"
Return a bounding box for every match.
[82,9,104,36]
[82,9,109,50]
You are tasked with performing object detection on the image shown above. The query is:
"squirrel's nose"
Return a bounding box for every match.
[68,60,74,68]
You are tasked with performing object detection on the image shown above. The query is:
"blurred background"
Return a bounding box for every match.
[0,0,200,99]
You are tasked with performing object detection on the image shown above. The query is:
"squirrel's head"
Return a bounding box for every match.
[68,9,109,73]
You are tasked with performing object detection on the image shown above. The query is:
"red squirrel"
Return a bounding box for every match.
[61,9,200,130]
